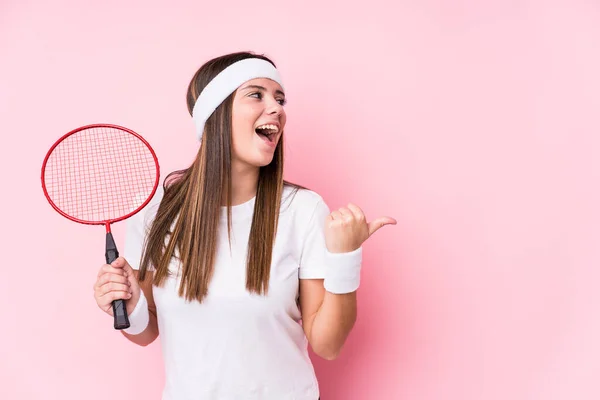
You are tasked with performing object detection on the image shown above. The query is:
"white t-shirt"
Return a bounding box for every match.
[123,184,334,400]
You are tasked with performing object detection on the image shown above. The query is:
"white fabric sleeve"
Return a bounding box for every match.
[123,187,163,271]
[298,197,363,293]
[298,198,331,279]
[123,209,148,271]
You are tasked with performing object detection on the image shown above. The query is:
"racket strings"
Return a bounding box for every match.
[43,126,157,222]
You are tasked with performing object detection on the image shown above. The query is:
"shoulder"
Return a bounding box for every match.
[281,184,330,219]
[130,184,164,231]
[124,185,165,269]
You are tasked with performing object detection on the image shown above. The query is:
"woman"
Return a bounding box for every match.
[93,51,396,399]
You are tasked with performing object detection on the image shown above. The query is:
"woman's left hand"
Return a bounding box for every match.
[324,203,397,254]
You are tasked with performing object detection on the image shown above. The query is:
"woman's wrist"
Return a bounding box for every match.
[123,290,150,335]
[323,247,362,294]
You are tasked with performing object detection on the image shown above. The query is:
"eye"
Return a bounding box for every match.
[248,92,286,106]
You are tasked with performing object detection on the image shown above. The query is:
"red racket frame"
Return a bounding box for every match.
[41,123,160,330]
[41,123,160,233]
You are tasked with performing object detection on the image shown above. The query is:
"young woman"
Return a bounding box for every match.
[93,51,396,399]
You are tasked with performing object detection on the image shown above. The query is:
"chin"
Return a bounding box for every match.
[257,156,276,167]
[254,149,277,166]
[240,155,274,169]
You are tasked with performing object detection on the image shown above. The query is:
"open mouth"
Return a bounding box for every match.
[255,124,278,143]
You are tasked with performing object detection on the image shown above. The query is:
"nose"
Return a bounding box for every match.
[266,97,283,116]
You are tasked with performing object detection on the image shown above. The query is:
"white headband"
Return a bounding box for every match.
[191,58,285,142]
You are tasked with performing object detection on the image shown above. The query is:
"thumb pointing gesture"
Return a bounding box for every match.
[325,203,397,253]
[368,216,398,237]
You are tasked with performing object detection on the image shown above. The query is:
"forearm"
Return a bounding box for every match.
[309,290,357,360]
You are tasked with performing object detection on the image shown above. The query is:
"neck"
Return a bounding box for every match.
[223,160,259,206]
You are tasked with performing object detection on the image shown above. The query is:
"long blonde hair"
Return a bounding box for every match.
[137,51,307,303]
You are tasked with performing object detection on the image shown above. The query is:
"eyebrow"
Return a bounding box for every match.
[240,84,285,97]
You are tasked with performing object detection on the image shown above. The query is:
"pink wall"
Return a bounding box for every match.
[2,0,600,399]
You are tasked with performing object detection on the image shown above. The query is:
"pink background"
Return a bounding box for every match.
[2,0,600,399]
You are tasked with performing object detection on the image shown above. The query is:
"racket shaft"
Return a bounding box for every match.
[105,232,131,330]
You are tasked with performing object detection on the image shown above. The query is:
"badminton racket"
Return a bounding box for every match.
[41,123,160,330]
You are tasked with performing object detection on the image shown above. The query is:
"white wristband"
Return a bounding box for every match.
[123,290,150,335]
[323,247,363,294]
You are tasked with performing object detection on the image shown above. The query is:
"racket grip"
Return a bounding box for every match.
[105,232,131,330]
[112,299,130,330]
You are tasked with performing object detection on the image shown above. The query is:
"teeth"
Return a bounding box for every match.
[256,124,278,134]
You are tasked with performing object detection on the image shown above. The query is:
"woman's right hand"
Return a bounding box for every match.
[93,257,142,317]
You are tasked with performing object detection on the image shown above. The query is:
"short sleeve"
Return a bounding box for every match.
[123,187,163,271]
[298,197,331,279]
[123,210,148,270]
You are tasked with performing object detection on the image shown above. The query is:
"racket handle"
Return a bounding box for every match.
[105,232,131,330]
